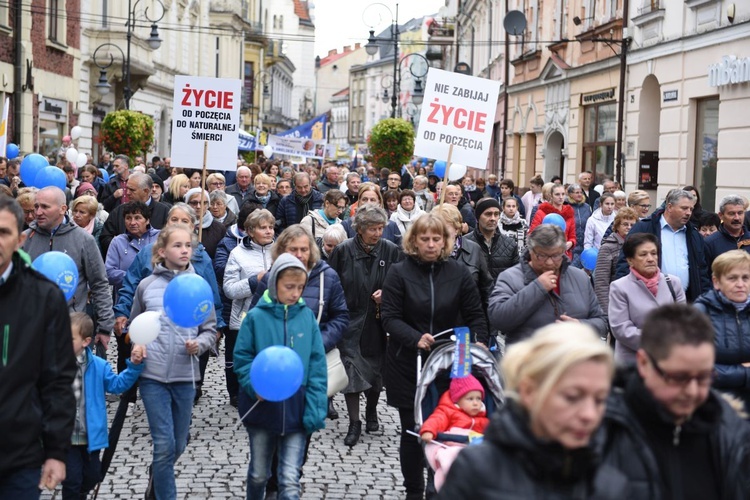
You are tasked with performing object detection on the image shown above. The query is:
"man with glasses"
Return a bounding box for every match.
[99,172,169,258]
[383,171,402,193]
[603,304,750,499]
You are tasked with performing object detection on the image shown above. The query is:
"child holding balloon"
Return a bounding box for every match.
[234,253,328,500]
[129,224,217,500]
[63,312,144,499]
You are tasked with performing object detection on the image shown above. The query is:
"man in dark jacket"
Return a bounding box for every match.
[705,194,750,269]
[98,172,170,257]
[0,196,76,496]
[464,198,519,280]
[443,183,477,233]
[616,189,710,302]
[579,171,600,209]
[275,172,323,233]
[98,154,131,211]
[225,166,254,208]
[317,165,340,193]
[602,304,750,499]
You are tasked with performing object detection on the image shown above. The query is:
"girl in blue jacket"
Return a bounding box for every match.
[234,253,327,500]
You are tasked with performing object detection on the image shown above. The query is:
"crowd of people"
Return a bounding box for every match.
[2,150,750,500]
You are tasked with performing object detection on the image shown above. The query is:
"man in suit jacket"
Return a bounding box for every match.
[99,172,169,257]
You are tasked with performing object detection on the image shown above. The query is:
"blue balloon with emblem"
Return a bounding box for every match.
[32,251,78,301]
[163,273,214,328]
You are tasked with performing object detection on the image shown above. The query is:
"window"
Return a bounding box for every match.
[244,62,254,108]
[0,1,8,28]
[48,0,66,46]
[582,102,617,178]
[694,98,719,212]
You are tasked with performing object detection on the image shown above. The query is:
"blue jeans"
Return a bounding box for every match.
[62,446,101,499]
[246,428,306,500]
[0,467,40,500]
[140,379,195,500]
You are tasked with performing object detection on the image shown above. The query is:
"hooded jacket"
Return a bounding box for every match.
[234,254,328,435]
[437,401,629,499]
[22,218,115,333]
[614,209,710,302]
[585,208,616,250]
[223,237,273,331]
[300,209,340,240]
[529,202,577,258]
[694,289,750,394]
[0,251,76,475]
[80,346,143,453]
[602,369,750,500]
[249,259,349,351]
[419,391,489,438]
[130,264,217,383]
[488,251,607,345]
[113,241,225,329]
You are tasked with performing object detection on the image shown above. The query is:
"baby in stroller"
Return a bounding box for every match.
[419,374,490,491]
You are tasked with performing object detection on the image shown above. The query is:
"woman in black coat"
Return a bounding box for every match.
[380,213,488,500]
[438,323,628,499]
[328,205,401,447]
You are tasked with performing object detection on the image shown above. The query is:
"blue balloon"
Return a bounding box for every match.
[163,274,214,327]
[99,168,110,183]
[411,160,417,166]
[433,160,447,178]
[581,248,599,271]
[250,346,304,402]
[34,166,66,190]
[20,153,49,187]
[542,213,567,231]
[6,143,19,160]
[32,251,78,301]
[421,157,429,164]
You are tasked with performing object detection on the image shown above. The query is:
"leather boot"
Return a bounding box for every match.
[365,411,379,433]
[344,420,362,447]
[327,397,338,420]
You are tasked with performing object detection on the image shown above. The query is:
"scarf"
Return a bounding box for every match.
[450,235,463,258]
[295,192,314,221]
[199,209,214,229]
[317,209,338,225]
[500,211,521,227]
[631,267,659,296]
[356,234,375,254]
[717,290,750,311]
[83,217,96,235]
[256,192,271,207]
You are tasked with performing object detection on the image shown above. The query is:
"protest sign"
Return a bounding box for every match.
[413,68,501,169]
[170,76,242,171]
[268,134,327,159]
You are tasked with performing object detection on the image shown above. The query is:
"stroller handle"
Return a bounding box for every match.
[416,328,460,383]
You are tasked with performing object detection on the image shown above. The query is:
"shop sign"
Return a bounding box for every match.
[708,55,750,87]
[581,88,615,105]
[40,97,67,121]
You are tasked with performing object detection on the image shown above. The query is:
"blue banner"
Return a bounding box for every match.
[451,327,472,378]
[238,133,255,152]
[277,113,327,141]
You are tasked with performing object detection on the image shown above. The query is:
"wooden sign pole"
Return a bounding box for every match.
[438,144,454,206]
[198,140,208,241]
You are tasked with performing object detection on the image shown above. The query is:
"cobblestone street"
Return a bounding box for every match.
[43,343,407,499]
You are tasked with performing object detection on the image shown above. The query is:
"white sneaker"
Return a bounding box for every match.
[126,402,136,417]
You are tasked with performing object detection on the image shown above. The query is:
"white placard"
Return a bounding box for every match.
[268,134,327,160]
[413,68,501,169]
[170,75,242,171]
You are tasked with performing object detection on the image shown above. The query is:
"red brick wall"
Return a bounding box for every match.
[0,7,15,65]
[31,0,79,77]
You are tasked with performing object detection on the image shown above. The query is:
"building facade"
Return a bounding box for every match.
[315,43,366,116]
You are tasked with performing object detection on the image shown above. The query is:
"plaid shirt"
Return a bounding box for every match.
[71,351,88,446]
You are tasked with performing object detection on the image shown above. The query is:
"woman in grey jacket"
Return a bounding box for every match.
[488,224,608,345]
[222,209,275,407]
[129,225,217,499]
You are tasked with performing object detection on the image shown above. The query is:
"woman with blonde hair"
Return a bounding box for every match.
[381,213,488,499]
[163,173,189,205]
[439,323,627,498]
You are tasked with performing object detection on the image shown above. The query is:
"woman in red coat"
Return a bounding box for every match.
[529,184,576,258]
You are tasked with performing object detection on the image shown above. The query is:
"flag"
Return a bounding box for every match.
[450,327,472,378]
[0,97,9,157]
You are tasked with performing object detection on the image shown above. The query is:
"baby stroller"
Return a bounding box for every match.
[414,328,504,491]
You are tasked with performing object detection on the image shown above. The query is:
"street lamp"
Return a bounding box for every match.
[93,0,165,109]
[364,4,429,118]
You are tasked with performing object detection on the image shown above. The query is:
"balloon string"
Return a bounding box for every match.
[173,330,197,390]
[235,400,260,430]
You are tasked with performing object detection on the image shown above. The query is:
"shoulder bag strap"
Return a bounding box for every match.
[664,274,677,302]
[317,272,324,324]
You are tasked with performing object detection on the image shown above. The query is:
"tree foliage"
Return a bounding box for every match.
[100,110,155,162]
[367,118,415,172]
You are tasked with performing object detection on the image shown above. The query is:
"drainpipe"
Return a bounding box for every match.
[500,0,510,181]
[13,0,23,146]
[615,0,630,188]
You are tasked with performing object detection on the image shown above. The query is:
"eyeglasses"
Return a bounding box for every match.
[637,204,652,209]
[335,204,347,211]
[209,181,225,187]
[532,249,565,263]
[188,200,207,207]
[646,351,714,387]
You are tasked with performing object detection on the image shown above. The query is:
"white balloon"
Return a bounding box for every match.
[65,148,78,164]
[447,163,467,181]
[70,126,82,141]
[128,311,162,345]
[262,145,274,158]
[76,153,87,167]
